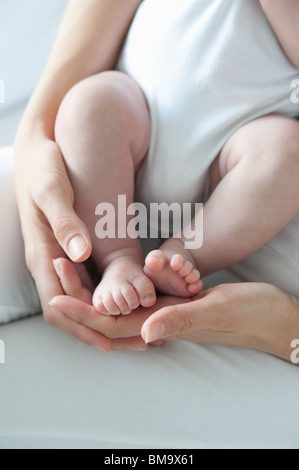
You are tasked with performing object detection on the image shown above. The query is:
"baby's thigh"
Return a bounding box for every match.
[0,148,41,324]
[210,114,299,186]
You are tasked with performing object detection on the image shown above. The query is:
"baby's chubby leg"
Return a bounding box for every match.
[198,114,299,276]
[146,114,299,283]
[55,71,156,315]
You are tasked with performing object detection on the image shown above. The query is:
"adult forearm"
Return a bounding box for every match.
[16,0,141,142]
[260,0,299,68]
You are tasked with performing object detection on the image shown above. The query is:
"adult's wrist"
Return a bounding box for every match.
[14,111,55,149]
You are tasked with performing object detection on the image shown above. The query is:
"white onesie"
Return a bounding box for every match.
[116,0,299,298]
[117,0,299,207]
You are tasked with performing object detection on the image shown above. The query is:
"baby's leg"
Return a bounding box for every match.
[145,114,299,290]
[55,71,156,315]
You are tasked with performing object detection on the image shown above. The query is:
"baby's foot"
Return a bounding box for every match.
[93,251,156,315]
[144,238,202,297]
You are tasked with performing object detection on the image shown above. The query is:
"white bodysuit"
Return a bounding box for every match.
[116,0,299,297]
[117,0,299,207]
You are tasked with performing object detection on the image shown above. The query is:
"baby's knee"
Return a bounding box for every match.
[55,71,150,149]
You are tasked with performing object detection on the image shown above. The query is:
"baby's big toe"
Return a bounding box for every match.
[145,250,167,273]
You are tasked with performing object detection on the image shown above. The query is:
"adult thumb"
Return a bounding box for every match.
[37,179,92,262]
[141,301,199,344]
[141,290,226,344]
[51,210,92,263]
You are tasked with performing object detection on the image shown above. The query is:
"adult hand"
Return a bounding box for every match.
[49,257,189,352]
[14,136,92,337]
[141,282,299,363]
[49,258,299,363]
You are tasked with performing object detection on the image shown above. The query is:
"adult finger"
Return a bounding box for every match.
[49,295,148,337]
[23,217,110,352]
[49,295,152,350]
[53,257,93,304]
[141,287,237,343]
[50,294,176,345]
[39,269,112,353]
[32,147,92,262]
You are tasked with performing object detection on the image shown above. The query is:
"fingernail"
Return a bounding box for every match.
[143,294,155,303]
[145,322,166,344]
[53,259,61,280]
[68,235,88,261]
[95,345,110,354]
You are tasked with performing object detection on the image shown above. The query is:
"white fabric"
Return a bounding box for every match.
[231,214,299,298]
[1,313,299,449]
[0,148,41,323]
[0,0,68,318]
[0,0,68,147]
[117,0,299,207]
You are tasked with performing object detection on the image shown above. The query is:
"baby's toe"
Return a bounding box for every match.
[185,268,200,284]
[187,280,202,294]
[170,254,185,272]
[102,292,121,315]
[178,260,193,278]
[113,290,132,315]
[121,284,140,311]
[145,250,167,273]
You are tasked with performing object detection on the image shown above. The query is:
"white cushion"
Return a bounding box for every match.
[0,147,41,323]
[0,313,298,449]
[0,0,68,146]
